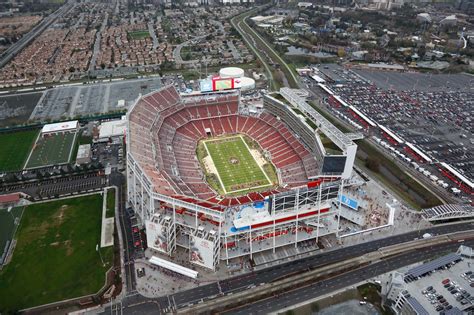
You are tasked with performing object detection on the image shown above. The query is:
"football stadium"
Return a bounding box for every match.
[127,86,357,270]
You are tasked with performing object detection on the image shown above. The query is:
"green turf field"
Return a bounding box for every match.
[105,187,116,218]
[128,30,150,39]
[25,131,77,169]
[0,207,24,261]
[203,135,272,194]
[0,195,113,312]
[0,130,39,172]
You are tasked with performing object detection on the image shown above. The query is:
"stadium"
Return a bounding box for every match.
[127,85,357,270]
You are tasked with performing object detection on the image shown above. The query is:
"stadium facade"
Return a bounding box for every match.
[127,86,357,270]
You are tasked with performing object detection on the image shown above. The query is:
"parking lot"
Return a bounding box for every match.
[353,70,473,92]
[31,77,163,121]
[313,64,473,197]
[37,175,106,197]
[0,171,106,199]
[0,92,42,127]
[406,258,474,313]
[91,139,125,171]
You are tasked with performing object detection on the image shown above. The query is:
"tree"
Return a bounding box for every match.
[417,46,426,58]
[337,47,346,58]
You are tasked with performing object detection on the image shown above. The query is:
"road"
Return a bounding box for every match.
[173,34,210,65]
[227,238,474,314]
[230,7,275,90]
[109,171,136,293]
[230,4,299,89]
[148,22,159,50]
[173,21,224,66]
[240,15,299,88]
[227,40,241,62]
[0,1,75,68]
[99,221,474,314]
[89,12,109,72]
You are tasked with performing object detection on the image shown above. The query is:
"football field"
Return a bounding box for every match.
[203,135,272,194]
[24,132,77,169]
[0,130,39,172]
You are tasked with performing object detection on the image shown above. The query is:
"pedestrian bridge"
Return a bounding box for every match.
[345,132,364,141]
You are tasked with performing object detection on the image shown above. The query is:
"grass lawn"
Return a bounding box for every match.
[203,135,272,194]
[128,30,150,40]
[0,195,113,312]
[25,131,77,169]
[106,188,116,218]
[0,130,39,172]
[357,283,392,315]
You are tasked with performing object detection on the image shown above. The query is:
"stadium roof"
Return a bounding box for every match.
[280,87,355,151]
[41,120,78,134]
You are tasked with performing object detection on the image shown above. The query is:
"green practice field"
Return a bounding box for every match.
[203,135,272,194]
[0,195,113,312]
[0,130,39,171]
[0,207,24,261]
[25,131,77,169]
[128,30,150,39]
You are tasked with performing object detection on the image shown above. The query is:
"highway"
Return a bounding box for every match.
[226,238,474,314]
[240,16,298,88]
[230,4,298,90]
[230,7,276,90]
[100,221,474,314]
[0,1,75,68]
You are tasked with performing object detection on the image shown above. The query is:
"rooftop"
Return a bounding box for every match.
[402,251,474,314]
